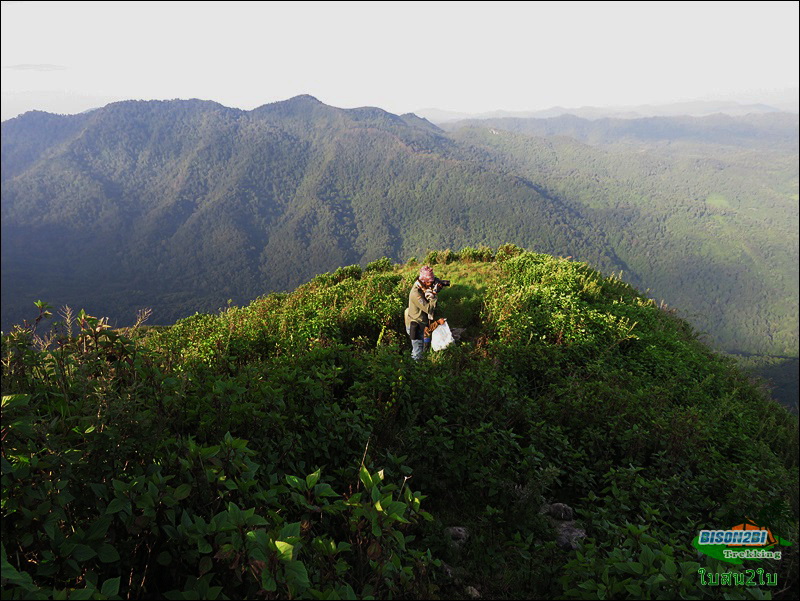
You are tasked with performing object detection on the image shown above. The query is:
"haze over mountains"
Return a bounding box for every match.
[417,97,800,123]
[2,95,798,369]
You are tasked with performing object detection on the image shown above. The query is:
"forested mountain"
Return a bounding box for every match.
[0,96,620,331]
[445,121,799,358]
[2,97,798,366]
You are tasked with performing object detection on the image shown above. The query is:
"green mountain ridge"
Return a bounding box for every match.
[0,97,620,327]
[2,249,797,599]
[2,97,797,365]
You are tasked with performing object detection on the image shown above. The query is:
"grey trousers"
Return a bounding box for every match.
[407,325,425,360]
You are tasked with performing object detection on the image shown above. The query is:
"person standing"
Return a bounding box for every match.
[405,266,438,360]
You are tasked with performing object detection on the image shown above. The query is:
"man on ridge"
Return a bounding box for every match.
[405,266,438,360]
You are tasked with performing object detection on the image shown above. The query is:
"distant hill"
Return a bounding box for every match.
[441,112,800,151]
[417,99,798,123]
[2,97,797,364]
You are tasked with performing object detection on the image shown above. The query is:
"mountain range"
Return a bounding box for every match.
[417,98,800,123]
[2,96,798,368]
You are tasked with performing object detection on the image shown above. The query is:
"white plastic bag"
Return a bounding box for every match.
[431,321,455,351]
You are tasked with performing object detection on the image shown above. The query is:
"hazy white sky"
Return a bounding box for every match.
[2,0,798,120]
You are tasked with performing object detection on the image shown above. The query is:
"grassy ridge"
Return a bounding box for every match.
[2,247,798,599]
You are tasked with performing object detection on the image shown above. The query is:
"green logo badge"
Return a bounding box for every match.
[692,520,792,564]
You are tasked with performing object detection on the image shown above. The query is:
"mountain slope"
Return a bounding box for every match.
[1,97,622,328]
[2,98,797,361]
[447,124,799,356]
[2,250,797,599]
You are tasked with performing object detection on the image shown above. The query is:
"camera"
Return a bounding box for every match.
[432,277,451,294]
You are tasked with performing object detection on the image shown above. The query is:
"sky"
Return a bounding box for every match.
[1,0,798,121]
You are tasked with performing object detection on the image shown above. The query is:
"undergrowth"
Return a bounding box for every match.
[2,246,797,599]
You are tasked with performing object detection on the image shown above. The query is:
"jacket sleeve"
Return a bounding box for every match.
[410,288,436,315]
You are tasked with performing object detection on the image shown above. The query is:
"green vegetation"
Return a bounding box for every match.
[445,114,800,408]
[706,194,731,209]
[731,354,800,413]
[2,100,797,366]
[3,249,797,599]
[448,122,798,359]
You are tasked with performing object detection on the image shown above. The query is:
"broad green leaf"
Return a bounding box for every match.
[339,583,357,600]
[262,572,277,592]
[106,498,126,514]
[137,493,155,509]
[359,465,373,490]
[306,468,321,490]
[44,519,57,541]
[385,501,407,516]
[617,561,643,575]
[280,522,301,540]
[72,544,96,562]
[174,483,191,500]
[89,483,107,500]
[286,475,305,491]
[639,545,655,567]
[97,543,120,563]
[276,541,293,560]
[2,394,30,408]
[199,445,220,459]
[199,556,213,575]
[1,543,37,591]
[314,483,339,498]
[100,577,120,597]
[68,587,95,600]
[284,560,310,590]
[250,548,267,562]
[86,515,113,541]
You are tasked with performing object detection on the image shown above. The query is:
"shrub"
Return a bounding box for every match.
[495,243,524,262]
[332,264,363,283]
[3,249,797,600]
[437,248,457,264]
[364,257,394,273]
